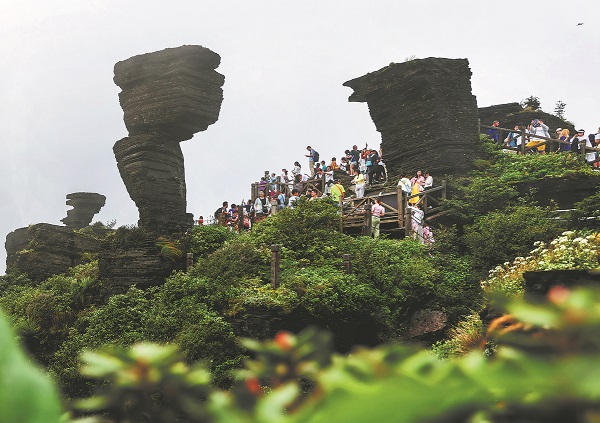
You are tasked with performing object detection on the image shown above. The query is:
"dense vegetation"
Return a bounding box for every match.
[0,136,599,421]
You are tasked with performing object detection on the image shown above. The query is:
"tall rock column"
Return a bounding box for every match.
[113,45,224,232]
[343,58,481,178]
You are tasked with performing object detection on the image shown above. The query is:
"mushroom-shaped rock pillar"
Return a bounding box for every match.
[61,192,106,229]
[113,45,225,232]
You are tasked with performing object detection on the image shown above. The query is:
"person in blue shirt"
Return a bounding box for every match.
[487,120,500,143]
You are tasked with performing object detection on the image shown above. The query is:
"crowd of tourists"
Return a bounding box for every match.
[487,120,600,166]
[397,169,435,246]
[203,143,443,246]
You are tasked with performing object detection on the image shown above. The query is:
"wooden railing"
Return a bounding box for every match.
[340,180,447,235]
[251,175,324,202]
[479,123,600,160]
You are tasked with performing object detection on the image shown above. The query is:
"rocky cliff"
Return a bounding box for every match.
[5,224,107,282]
[343,58,482,180]
[113,45,225,232]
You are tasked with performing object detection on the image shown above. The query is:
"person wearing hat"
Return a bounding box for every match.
[579,129,597,164]
[571,129,596,163]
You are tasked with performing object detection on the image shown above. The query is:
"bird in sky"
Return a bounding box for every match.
[577,22,584,26]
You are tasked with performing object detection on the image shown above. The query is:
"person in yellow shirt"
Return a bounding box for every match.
[330,180,345,202]
[330,157,339,170]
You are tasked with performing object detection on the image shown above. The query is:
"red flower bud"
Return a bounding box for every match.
[548,285,570,305]
[274,331,294,351]
[245,377,261,395]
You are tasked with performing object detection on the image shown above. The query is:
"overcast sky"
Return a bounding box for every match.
[1,0,598,274]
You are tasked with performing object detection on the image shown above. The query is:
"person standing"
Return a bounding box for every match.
[292,161,302,178]
[276,191,286,210]
[504,124,522,152]
[281,168,291,187]
[289,189,300,209]
[557,129,571,152]
[409,170,425,205]
[487,120,500,143]
[330,180,346,203]
[253,191,271,219]
[305,146,319,177]
[571,129,588,155]
[352,172,366,198]
[366,149,379,184]
[323,166,334,195]
[527,119,550,153]
[371,198,385,239]
[268,173,278,196]
[423,171,433,190]
[215,201,229,226]
[407,203,424,243]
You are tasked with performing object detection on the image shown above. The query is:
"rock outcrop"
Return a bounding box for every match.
[98,235,184,289]
[113,45,225,232]
[515,174,600,209]
[60,192,106,229]
[523,269,600,297]
[343,58,482,180]
[5,224,107,282]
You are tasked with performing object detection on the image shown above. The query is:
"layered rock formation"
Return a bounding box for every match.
[343,58,482,179]
[60,192,106,228]
[113,45,225,232]
[5,224,107,282]
[98,234,184,289]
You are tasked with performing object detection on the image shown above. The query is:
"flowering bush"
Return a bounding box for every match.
[482,231,600,297]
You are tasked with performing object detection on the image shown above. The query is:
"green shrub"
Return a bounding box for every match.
[445,176,520,223]
[494,152,596,183]
[0,311,63,422]
[432,314,484,359]
[193,237,271,286]
[431,253,482,323]
[570,189,600,229]
[482,231,600,298]
[348,237,436,323]
[105,224,152,250]
[0,270,34,295]
[464,205,565,275]
[188,224,237,258]
[250,198,348,264]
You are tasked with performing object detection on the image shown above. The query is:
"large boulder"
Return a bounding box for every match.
[344,58,482,180]
[5,224,107,282]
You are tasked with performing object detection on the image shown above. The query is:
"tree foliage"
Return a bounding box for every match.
[520,95,541,110]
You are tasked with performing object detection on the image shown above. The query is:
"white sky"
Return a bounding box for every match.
[1,0,598,274]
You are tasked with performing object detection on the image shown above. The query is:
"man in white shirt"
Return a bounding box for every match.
[572,130,595,164]
[289,189,300,209]
[424,172,433,190]
[406,203,425,243]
